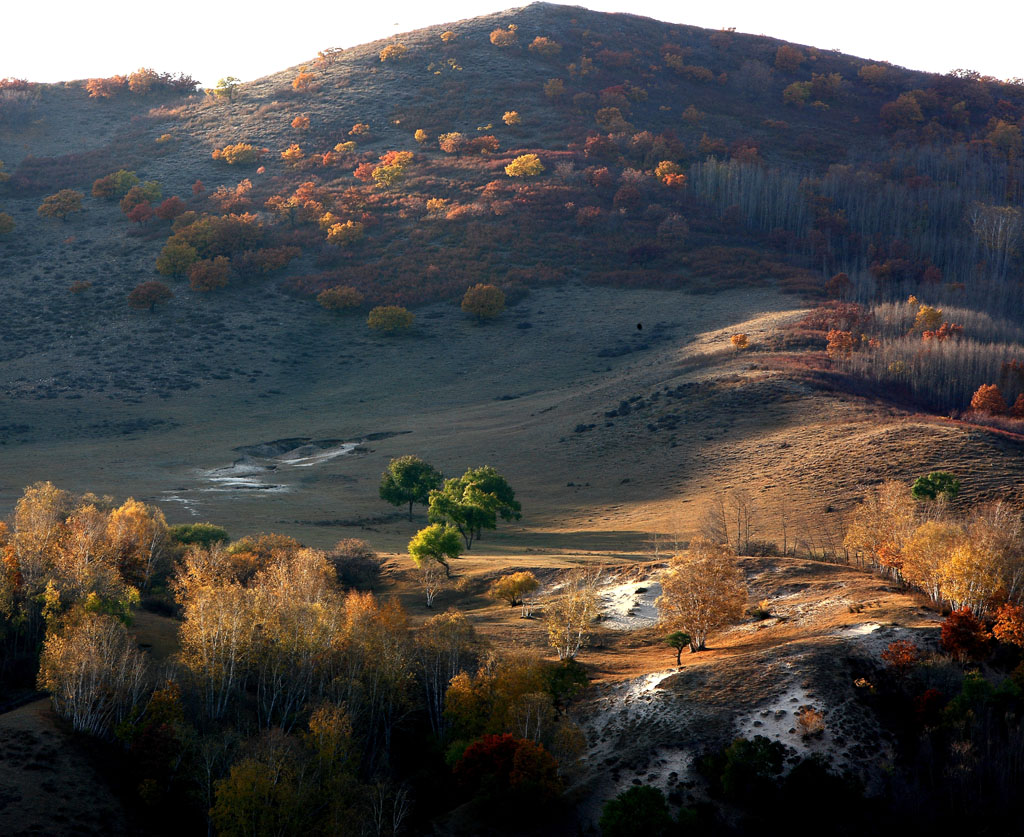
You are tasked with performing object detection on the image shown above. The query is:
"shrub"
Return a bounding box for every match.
[414,128,428,143]
[599,785,675,837]
[379,43,408,62]
[368,305,414,333]
[156,242,198,277]
[348,122,370,136]
[505,154,544,178]
[502,110,521,126]
[881,640,920,675]
[212,143,264,165]
[92,169,139,199]
[490,25,518,47]
[528,37,561,57]
[325,220,364,246]
[0,212,14,235]
[128,281,173,311]
[730,333,749,350]
[292,71,315,92]
[543,78,565,99]
[317,285,364,311]
[441,31,457,43]
[941,608,992,661]
[290,115,310,131]
[168,523,229,547]
[461,284,506,319]
[188,256,232,292]
[327,539,385,590]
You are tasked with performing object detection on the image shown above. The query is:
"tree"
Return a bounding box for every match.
[127,281,173,312]
[505,154,544,177]
[993,603,1024,647]
[730,333,749,350]
[415,610,478,736]
[38,610,149,737]
[37,189,84,221]
[325,220,364,246]
[488,571,540,610]
[367,305,414,333]
[544,568,600,660]
[379,43,408,62]
[409,523,463,578]
[92,169,139,199]
[212,143,263,165]
[971,383,1008,414]
[664,631,692,665]
[428,466,521,549]
[599,785,675,837]
[0,212,14,235]
[489,25,519,47]
[528,37,562,57]
[380,455,443,520]
[438,132,466,156]
[880,640,919,676]
[454,734,562,806]
[188,256,232,292]
[502,110,521,127]
[657,538,747,651]
[155,242,198,277]
[842,480,915,578]
[461,284,506,320]
[774,45,805,72]
[911,471,961,502]
[154,196,186,221]
[940,608,991,661]
[212,77,240,101]
[902,520,964,604]
[317,286,364,311]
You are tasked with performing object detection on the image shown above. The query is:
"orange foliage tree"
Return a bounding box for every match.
[940,608,991,662]
[528,37,561,57]
[489,25,518,47]
[971,384,1008,414]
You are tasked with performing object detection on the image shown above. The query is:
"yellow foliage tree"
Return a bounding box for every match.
[505,154,544,178]
[367,305,414,333]
[37,189,84,221]
[657,538,746,652]
[461,284,506,320]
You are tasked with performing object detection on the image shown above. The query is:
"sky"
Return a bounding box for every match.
[4,1,1022,88]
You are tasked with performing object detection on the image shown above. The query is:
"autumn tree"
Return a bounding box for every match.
[188,256,232,291]
[461,284,506,320]
[379,455,443,520]
[505,154,544,178]
[414,129,428,143]
[92,169,139,199]
[408,523,463,579]
[0,212,14,235]
[730,333,749,350]
[880,639,920,676]
[489,25,519,47]
[502,110,521,127]
[325,220,364,246]
[156,241,198,277]
[993,603,1024,647]
[544,568,600,660]
[212,143,263,165]
[971,383,1008,414]
[379,43,408,62]
[37,189,84,221]
[367,305,414,333]
[415,609,479,736]
[842,480,915,577]
[528,37,561,57]
[438,132,467,156]
[901,520,964,604]
[428,466,521,549]
[940,608,991,661]
[38,610,149,737]
[488,571,540,610]
[317,285,364,311]
[774,45,805,72]
[127,281,173,312]
[657,538,746,652]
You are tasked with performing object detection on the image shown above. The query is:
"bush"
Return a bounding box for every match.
[168,523,230,547]
[461,284,506,320]
[505,154,544,178]
[379,43,408,62]
[528,37,561,57]
[0,212,14,235]
[328,539,385,590]
[212,143,264,165]
[317,285,364,311]
[367,305,414,333]
[489,25,518,47]
[128,281,173,311]
[599,785,674,837]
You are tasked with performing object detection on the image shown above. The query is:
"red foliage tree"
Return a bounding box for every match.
[454,734,561,803]
[154,196,186,221]
[128,281,173,311]
[940,607,992,661]
[127,202,154,224]
[880,640,920,676]
[1011,393,1024,419]
[188,256,232,292]
[970,384,1008,415]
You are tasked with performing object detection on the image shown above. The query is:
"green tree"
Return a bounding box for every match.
[409,523,463,578]
[911,471,961,502]
[213,77,240,102]
[380,455,443,520]
[664,631,692,665]
[428,466,521,549]
[599,785,675,837]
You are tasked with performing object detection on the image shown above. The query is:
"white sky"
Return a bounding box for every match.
[4,1,1022,88]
